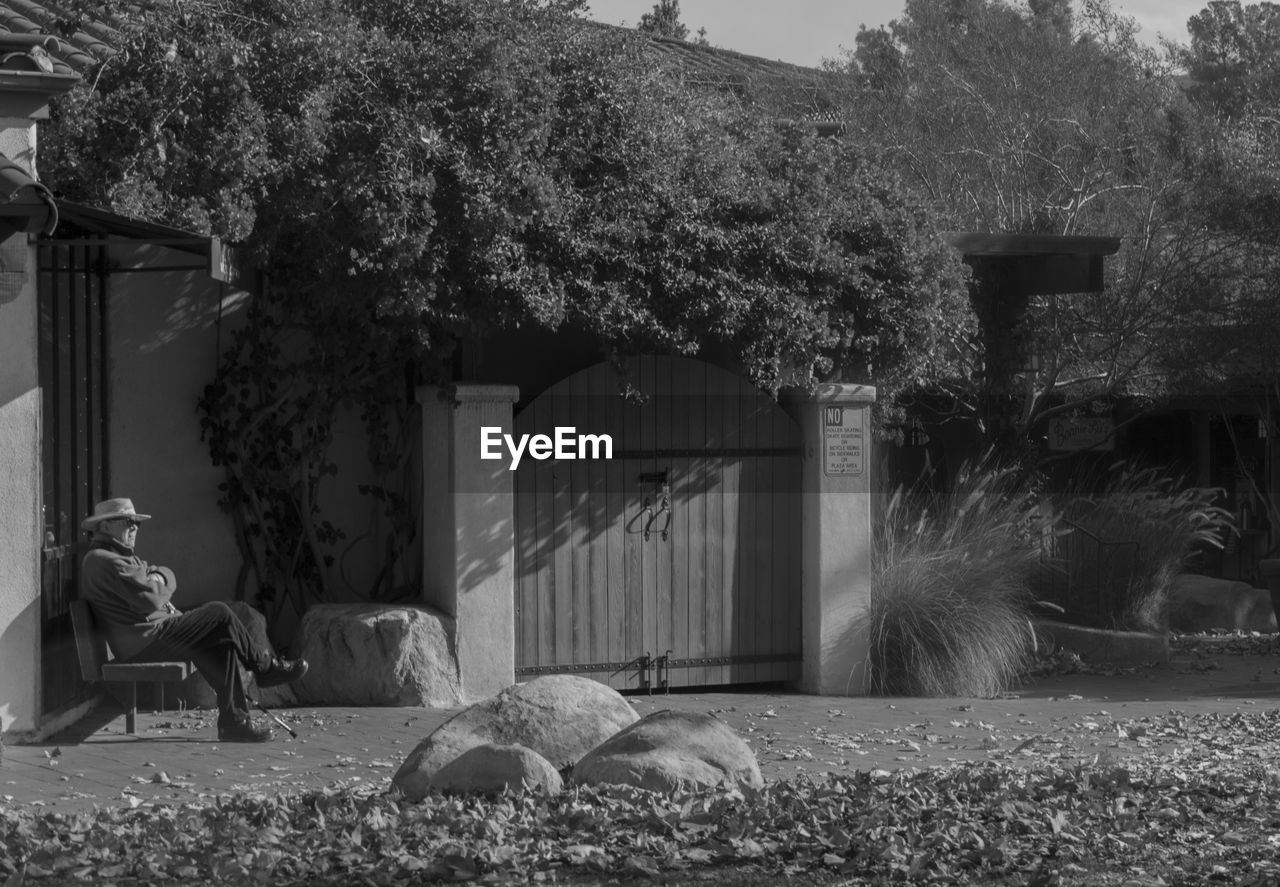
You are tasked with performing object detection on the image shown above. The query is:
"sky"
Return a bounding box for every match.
[579,0,1211,67]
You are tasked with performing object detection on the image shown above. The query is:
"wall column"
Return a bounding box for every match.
[783,384,876,696]
[0,64,125,736]
[418,383,520,702]
[0,118,42,735]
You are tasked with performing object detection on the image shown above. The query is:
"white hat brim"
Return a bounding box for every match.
[81,512,152,530]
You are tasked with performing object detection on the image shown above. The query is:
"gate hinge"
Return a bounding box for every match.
[611,653,651,692]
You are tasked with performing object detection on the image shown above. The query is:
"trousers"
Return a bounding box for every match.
[124,601,272,722]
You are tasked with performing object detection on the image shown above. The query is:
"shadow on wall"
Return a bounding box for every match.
[317,404,423,608]
[111,252,423,626]
[834,611,873,698]
[105,254,251,608]
[456,489,516,598]
[0,596,39,734]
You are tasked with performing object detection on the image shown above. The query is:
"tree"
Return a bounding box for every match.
[1158,1,1280,553]
[40,0,967,625]
[1171,1,1280,237]
[845,0,1204,462]
[637,0,706,44]
[638,0,686,39]
[1180,0,1280,118]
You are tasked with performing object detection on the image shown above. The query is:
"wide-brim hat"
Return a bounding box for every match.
[81,498,152,531]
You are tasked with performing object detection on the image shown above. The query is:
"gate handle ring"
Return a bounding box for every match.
[648,496,672,542]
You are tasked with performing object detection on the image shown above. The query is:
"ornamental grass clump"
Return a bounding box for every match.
[867,463,1045,697]
[1061,464,1234,632]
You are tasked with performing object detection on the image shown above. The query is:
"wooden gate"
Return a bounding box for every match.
[514,356,801,690]
[37,240,109,716]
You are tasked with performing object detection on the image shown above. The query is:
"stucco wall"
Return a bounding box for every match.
[317,406,422,602]
[106,254,413,644]
[0,259,40,733]
[105,245,252,607]
[4,222,425,733]
[0,118,41,732]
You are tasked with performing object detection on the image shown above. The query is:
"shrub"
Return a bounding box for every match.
[867,462,1045,697]
[1057,464,1234,632]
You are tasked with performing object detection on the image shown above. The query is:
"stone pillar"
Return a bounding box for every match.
[0,118,43,735]
[782,384,877,696]
[0,62,97,736]
[418,384,520,702]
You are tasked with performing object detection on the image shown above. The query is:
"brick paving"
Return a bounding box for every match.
[3,641,1279,814]
[2,707,455,812]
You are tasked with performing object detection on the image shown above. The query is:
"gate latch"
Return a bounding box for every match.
[653,650,672,694]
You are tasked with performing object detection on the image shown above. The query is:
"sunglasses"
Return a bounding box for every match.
[113,518,142,529]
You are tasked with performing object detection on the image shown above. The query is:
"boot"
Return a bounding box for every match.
[218,715,273,743]
[256,657,309,688]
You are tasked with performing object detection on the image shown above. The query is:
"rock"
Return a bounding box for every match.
[573,709,763,793]
[1033,618,1169,665]
[428,743,563,795]
[1168,574,1277,633]
[291,604,462,707]
[392,675,637,802]
[178,602,297,708]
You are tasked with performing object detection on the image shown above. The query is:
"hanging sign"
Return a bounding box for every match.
[208,236,243,286]
[823,405,865,476]
[1047,417,1114,451]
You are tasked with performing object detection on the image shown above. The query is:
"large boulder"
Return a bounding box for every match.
[1168,574,1277,633]
[290,604,463,706]
[428,744,563,795]
[573,709,763,793]
[392,675,637,802]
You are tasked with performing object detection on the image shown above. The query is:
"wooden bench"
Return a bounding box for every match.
[70,600,194,734]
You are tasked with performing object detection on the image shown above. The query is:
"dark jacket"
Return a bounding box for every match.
[79,535,179,660]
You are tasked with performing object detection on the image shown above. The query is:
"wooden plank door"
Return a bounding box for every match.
[513,356,801,690]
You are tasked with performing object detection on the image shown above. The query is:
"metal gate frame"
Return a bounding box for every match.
[37,238,109,717]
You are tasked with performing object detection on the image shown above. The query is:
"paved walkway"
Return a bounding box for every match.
[3,638,1278,814]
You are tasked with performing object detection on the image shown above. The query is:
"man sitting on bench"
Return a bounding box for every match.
[79,497,309,742]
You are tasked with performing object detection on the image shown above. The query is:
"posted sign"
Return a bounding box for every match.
[1047,417,1114,452]
[208,236,243,286]
[823,405,865,476]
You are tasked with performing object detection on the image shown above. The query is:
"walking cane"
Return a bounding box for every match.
[253,698,299,739]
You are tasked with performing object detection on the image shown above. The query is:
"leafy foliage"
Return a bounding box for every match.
[872,453,1233,647]
[1055,463,1235,631]
[10,717,1280,884]
[10,643,1280,884]
[1141,2,1280,565]
[848,0,1169,236]
[1181,0,1280,118]
[868,461,1044,697]
[38,0,969,623]
[637,0,706,44]
[843,0,1232,460]
[1160,2,1280,388]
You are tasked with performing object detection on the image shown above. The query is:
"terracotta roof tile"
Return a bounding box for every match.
[0,0,117,76]
[0,6,852,119]
[0,149,57,233]
[589,22,862,128]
